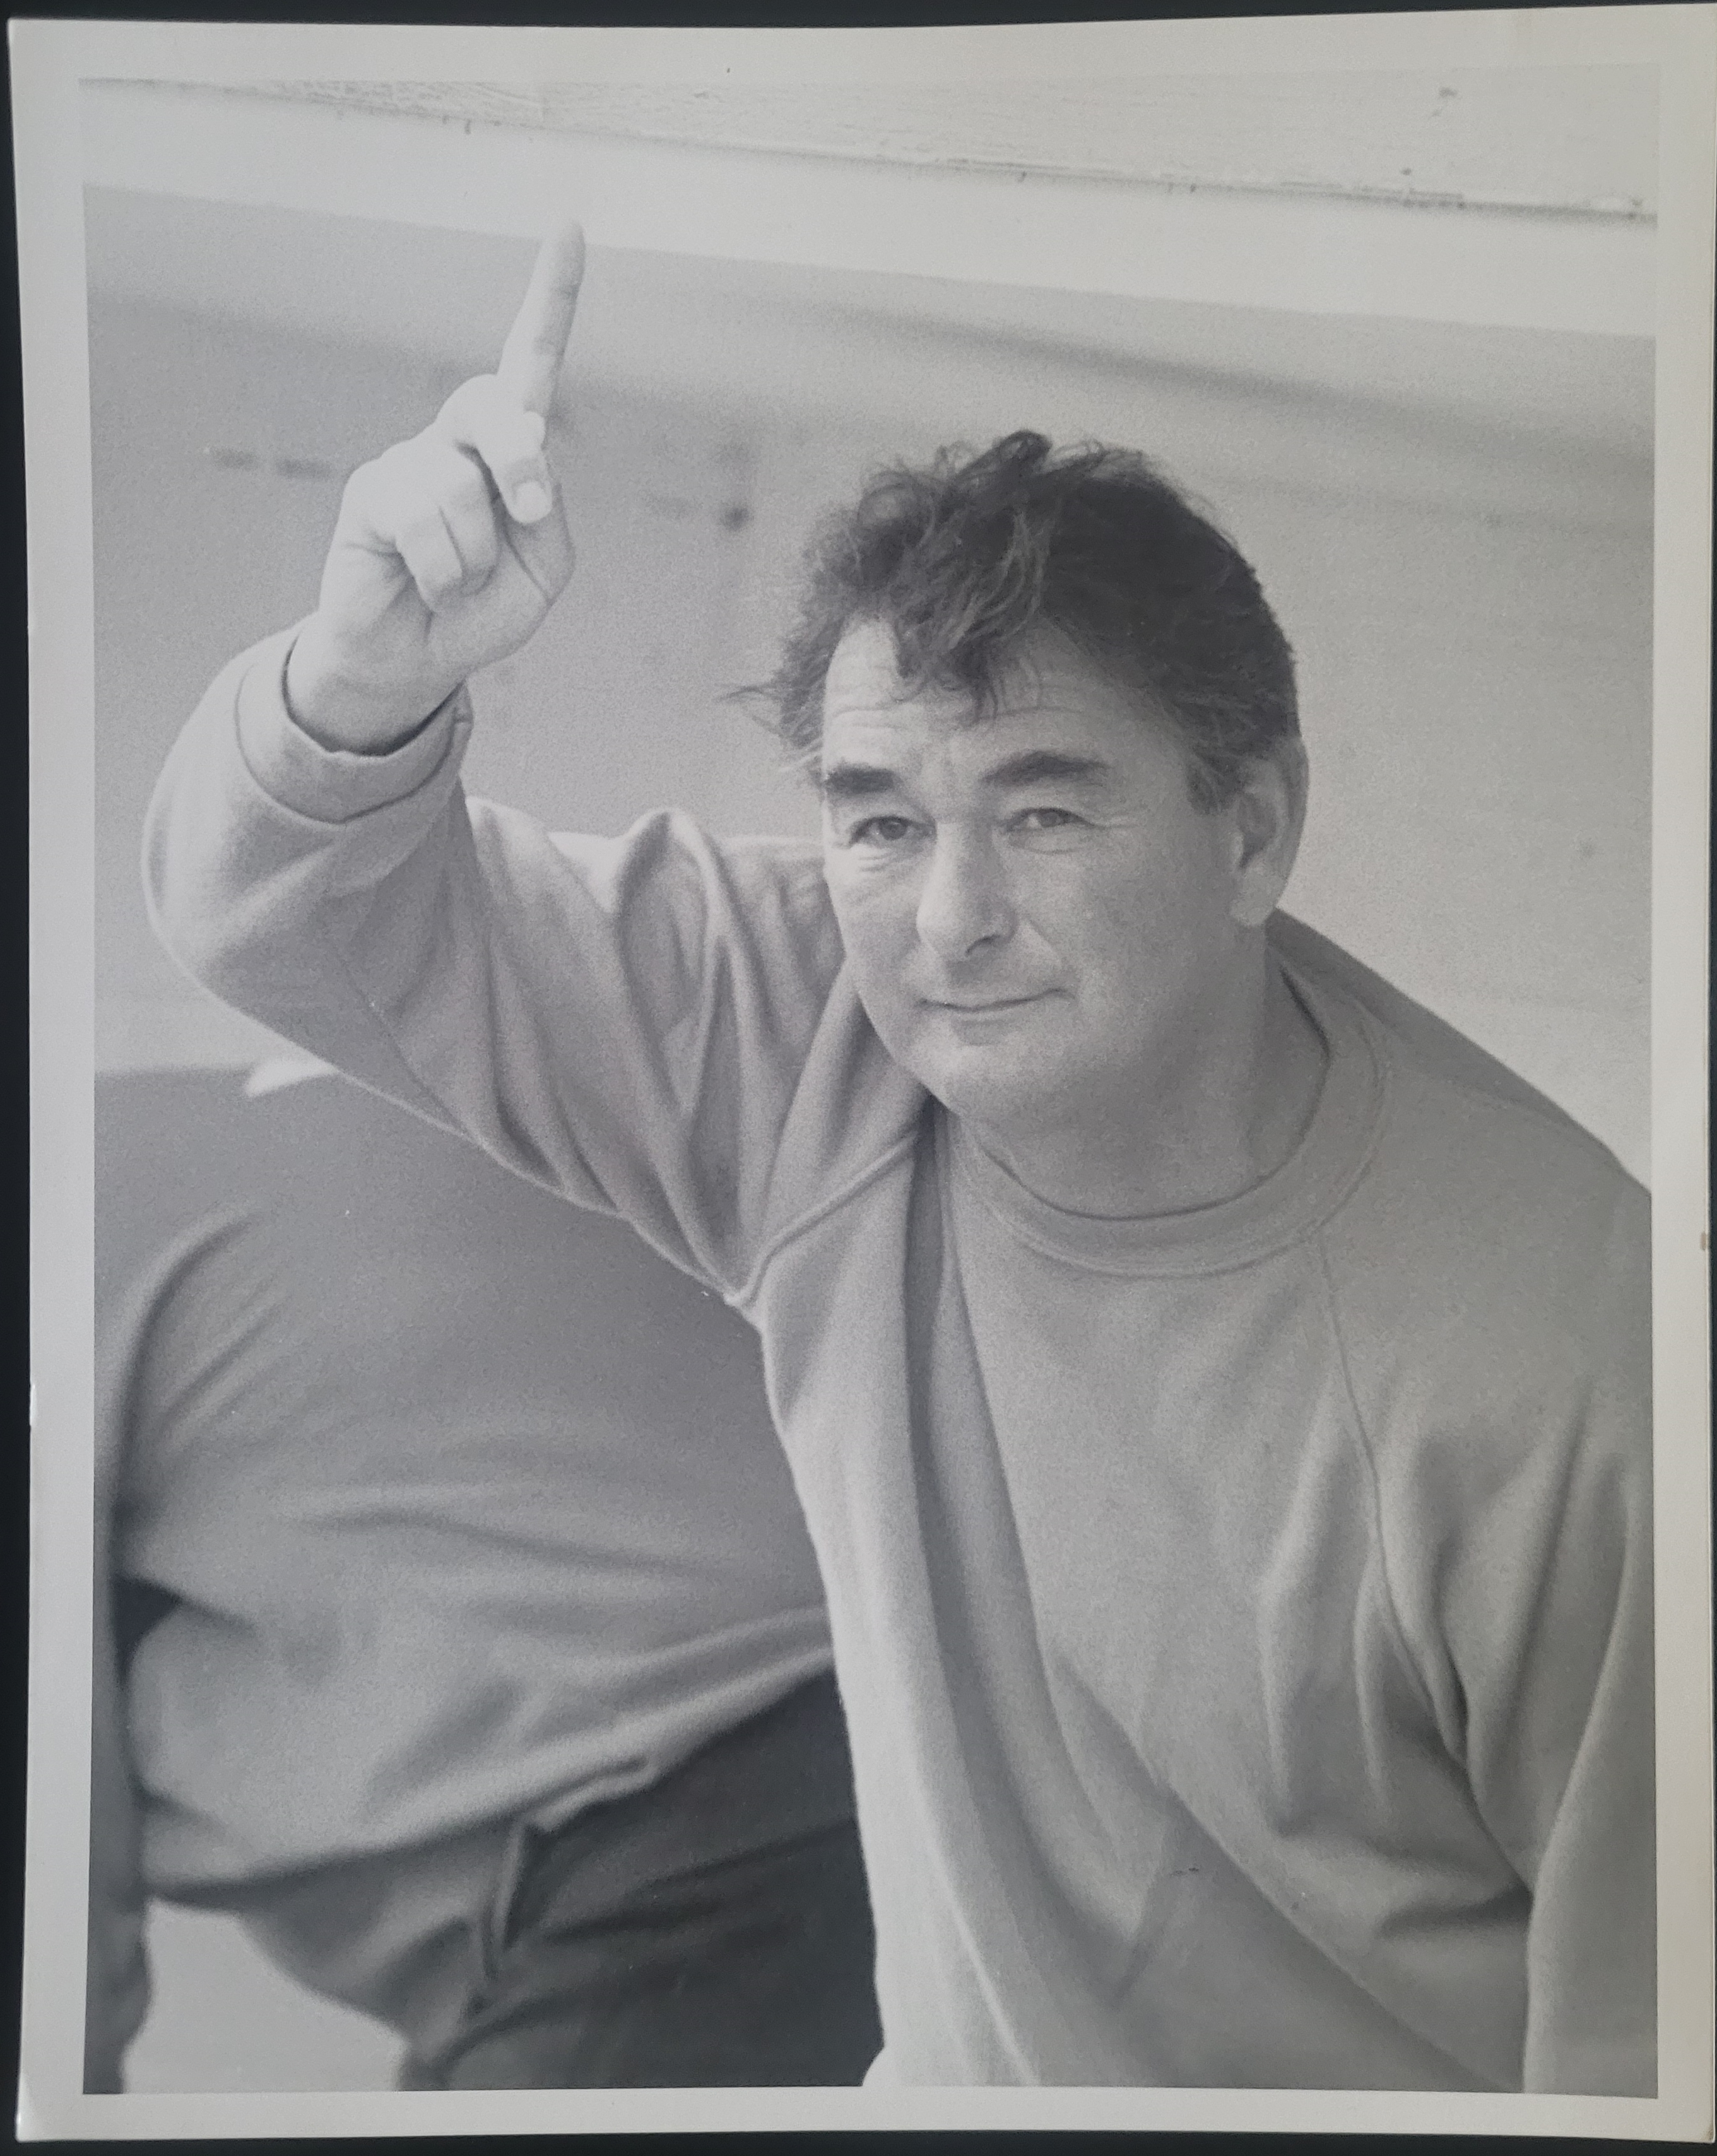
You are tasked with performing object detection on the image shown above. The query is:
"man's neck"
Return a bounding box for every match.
[977,949,1329,1220]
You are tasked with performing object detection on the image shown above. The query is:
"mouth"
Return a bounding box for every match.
[923,993,1048,1016]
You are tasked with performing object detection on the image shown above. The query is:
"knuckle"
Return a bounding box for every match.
[447,507,500,580]
[396,518,460,594]
[457,497,501,552]
[362,439,435,517]
[438,372,513,435]
[403,546,459,604]
[391,494,443,550]
[437,372,486,418]
[440,447,494,514]
[379,432,432,475]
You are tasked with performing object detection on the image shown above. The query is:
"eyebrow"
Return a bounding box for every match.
[980,750,1112,790]
[818,749,1114,802]
[818,763,900,803]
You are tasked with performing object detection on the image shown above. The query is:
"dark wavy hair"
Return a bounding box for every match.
[743,430,1299,810]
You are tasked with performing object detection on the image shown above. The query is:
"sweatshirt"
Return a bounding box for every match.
[143,628,1655,2093]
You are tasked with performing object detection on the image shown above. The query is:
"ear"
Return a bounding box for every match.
[1225,739,1309,930]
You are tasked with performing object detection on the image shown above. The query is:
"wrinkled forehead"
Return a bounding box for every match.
[820,620,971,738]
[818,617,1160,764]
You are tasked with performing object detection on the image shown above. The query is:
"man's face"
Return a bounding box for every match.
[818,621,1261,1151]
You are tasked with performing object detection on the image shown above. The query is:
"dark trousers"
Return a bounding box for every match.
[399,1675,882,2088]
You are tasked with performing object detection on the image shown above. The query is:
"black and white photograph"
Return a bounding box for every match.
[16,11,1716,2139]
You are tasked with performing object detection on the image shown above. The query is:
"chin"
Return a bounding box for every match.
[912,1042,1063,1130]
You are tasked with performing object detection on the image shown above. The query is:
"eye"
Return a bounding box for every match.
[847,814,918,847]
[1012,806,1082,834]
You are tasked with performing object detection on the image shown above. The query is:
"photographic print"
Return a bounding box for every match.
[16,12,1714,2139]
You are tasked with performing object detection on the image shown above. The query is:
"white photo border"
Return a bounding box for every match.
[17,9,1714,2139]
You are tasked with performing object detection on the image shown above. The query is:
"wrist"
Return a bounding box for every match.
[283,623,449,756]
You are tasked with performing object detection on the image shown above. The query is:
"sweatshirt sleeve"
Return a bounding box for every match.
[1426,1185,1656,2097]
[143,633,845,1294]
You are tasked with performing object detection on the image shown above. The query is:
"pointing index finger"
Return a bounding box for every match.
[497,220,586,418]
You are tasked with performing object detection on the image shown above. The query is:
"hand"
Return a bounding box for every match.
[285,221,586,752]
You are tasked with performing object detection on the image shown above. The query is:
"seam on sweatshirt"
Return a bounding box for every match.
[732,1134,921,1314]
[1312,1228,1445,1735]
[311,904,499,1137]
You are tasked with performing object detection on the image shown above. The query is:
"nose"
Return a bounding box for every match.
[915,827,1017,962]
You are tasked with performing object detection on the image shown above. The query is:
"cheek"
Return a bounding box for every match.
[825,864,916,979]
[1041,849,1225,996]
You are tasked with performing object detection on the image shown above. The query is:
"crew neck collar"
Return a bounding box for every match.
[947,960,1387,1277]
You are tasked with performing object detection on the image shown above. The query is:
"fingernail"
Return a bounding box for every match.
[514,481,550,523]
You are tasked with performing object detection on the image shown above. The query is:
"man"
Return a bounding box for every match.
[145,224,1653,2092]
[90,1056,880,2091]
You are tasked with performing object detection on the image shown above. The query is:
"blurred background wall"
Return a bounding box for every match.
[83,65,1655,2090]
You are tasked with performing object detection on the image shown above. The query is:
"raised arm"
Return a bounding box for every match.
[145,222,848,1292]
